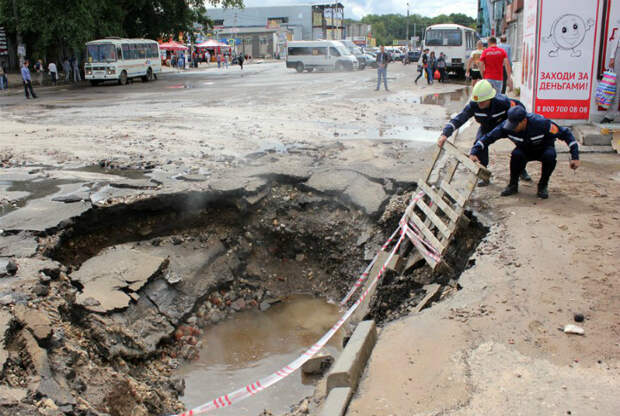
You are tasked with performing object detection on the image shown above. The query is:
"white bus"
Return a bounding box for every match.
[84,38,162,86]
[423,24,480,76]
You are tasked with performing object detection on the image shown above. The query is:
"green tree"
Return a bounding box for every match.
[0,0,243,63]
[359,12,476,46]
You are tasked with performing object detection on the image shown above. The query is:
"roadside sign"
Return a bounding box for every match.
[527,0,600,119]
[0,27,7,56]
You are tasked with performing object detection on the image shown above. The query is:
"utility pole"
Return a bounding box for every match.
[406,2,410,51]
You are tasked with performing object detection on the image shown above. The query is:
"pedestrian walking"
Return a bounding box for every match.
[428,51,436,84]
[35,59,44,85]
[498,35,513,94]
[0,62,7,91]
[375,45,390,91]
[63,57,71,81]
[437,52,447,83]
[415,48,429,84]
[466,41,484,87]
[469,106,580,199]
[48,61,58,86]
[479,37,512,95]
[238,54,244,70]
[71,56,81,82]
[438,79,531,186]
[206,51,211,65]
[21,60,37,99]
[224,53,229,69]
[216,53,222,68]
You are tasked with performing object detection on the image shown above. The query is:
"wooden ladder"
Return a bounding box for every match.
[403,141,491,270]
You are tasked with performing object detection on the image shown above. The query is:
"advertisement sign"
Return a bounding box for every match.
[533,0,600,119]
[520,0,539,111]
[0,27,7,56]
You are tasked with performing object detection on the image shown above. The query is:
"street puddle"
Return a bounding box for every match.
[410,87,471,114]
[71,165,151,180]
[176,295,344,415]
[0,178,75,216]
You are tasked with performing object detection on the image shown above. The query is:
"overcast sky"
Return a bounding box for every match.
[239,0,478,20]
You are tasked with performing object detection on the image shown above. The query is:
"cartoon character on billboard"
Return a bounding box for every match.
[543,14,594,57]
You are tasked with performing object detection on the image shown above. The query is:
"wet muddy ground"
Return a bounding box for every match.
[0,63,483,415]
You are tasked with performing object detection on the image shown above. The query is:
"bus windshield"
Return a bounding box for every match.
[425,29,462,47]
[87,44,116,63]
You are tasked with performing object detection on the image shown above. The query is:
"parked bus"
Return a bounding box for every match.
[286,41,358,72]
[84,38,161,86]
[423,24,480,77]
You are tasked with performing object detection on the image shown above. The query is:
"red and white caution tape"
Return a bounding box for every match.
[169,189,439,416]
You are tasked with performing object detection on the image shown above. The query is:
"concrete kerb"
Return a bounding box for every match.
[322,320,377,415]
[327,320,377,393]
[320,387,353,416]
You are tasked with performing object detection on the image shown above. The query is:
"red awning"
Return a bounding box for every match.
[158,41,188,51]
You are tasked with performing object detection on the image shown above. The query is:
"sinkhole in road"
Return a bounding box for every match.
[42,180,486,415]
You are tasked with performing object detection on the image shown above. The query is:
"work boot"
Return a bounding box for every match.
[520,169,532,182]
[537,183,549,199]
[500,183,518,196]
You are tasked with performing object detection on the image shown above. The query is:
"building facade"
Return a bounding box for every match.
[205,4,345,58]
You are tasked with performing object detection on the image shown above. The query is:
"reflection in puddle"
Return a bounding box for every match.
[176,295,343,415]
[407,87,471,114]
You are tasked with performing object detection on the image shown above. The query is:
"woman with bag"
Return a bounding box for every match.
[437,52,447,83]
[415,48,429,84]
[428,51,436,85]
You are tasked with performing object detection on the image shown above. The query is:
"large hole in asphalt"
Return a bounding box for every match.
[28,175,486,415]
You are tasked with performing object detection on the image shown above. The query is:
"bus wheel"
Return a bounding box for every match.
[119,71,128,86]
[142,68,153,82]
[89,80,101,86]
[296,62,304,73]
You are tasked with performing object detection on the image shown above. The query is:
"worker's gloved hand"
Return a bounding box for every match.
[569,160,580,170]
[469,154,480,164]
[437,135,448,147]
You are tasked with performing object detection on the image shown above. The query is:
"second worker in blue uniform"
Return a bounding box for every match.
[438,79,531,185]
[469,106,580,199]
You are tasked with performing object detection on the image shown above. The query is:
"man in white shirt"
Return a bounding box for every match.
[48,62,58,86]
[602,34,620,123]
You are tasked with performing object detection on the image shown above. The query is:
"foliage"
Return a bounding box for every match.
[0,0,243,62]
[359,13,476,46]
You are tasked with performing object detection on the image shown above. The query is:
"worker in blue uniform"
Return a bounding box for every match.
[438,79,531,186]
[469,106,580,199]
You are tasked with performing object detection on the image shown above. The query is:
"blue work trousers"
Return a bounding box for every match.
[510,147,557,187]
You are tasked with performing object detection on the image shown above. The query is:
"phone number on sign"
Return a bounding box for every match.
[536,105,589,114]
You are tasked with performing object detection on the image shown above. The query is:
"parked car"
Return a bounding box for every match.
[338,40,368,70]
[363,53,377,68]
[403,50,421,65]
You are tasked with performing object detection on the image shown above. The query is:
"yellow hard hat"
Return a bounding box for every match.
[471,79,496,102]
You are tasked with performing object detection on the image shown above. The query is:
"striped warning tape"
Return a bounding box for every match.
[169,190,436,416]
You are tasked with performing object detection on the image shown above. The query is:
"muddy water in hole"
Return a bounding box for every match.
[176,295,344,415]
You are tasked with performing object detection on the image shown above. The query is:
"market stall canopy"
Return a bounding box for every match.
[195,39,231,49]
[159,41,188,51]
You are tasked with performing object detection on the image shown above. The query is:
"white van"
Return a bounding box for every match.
[286,41,358,72]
